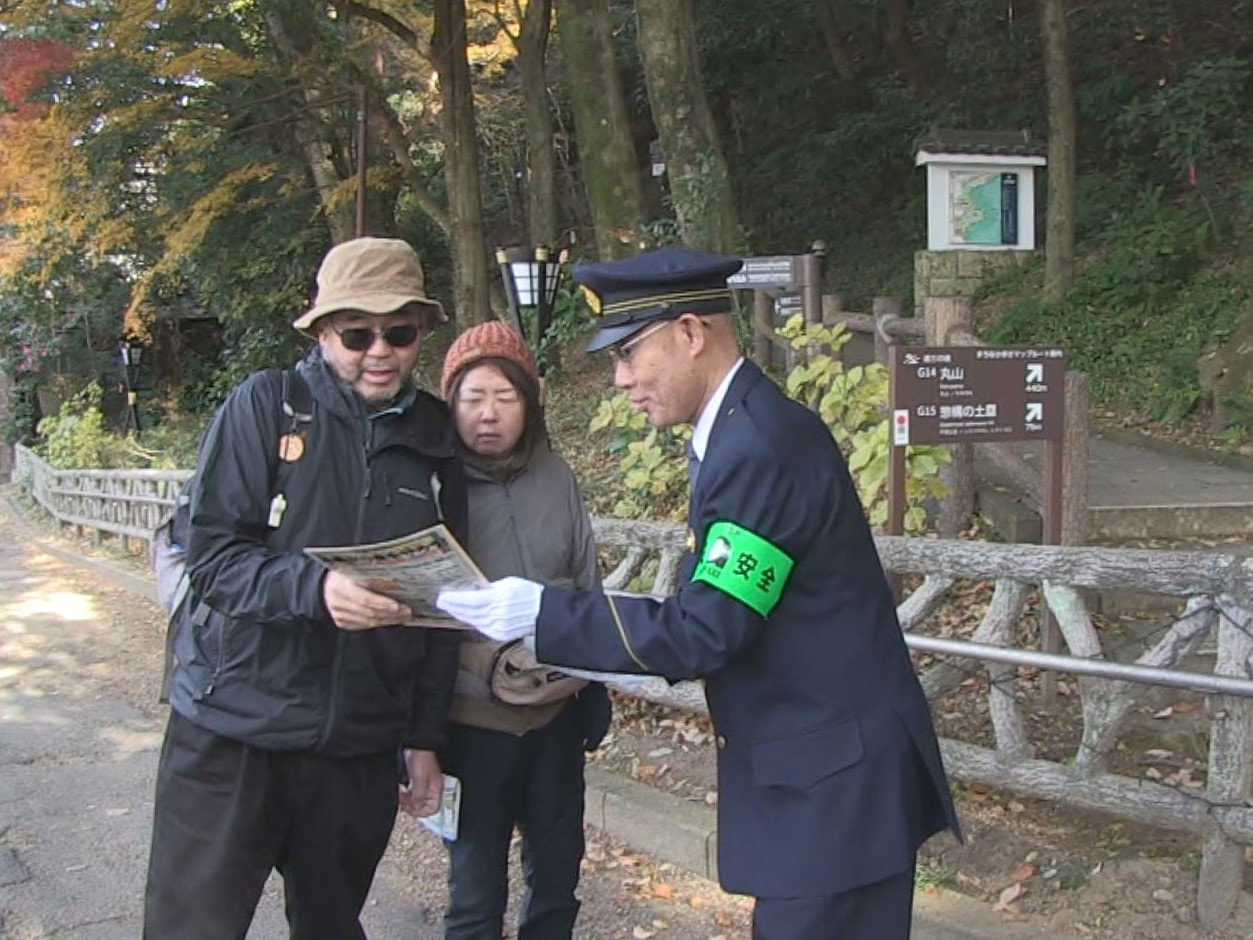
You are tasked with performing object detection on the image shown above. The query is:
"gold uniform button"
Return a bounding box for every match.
[716,735,727,749]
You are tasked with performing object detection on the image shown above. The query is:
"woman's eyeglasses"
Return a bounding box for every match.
[332,323,422,352]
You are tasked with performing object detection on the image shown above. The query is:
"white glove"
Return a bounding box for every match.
[436,576,542,642]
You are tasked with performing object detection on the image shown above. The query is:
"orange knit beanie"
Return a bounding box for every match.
[440,320,539,400]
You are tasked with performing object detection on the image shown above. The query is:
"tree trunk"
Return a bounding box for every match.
[635,0,739,254]
[433,0,491,325]
[260,7,356,243]
[516,0,559,248]
[556,0,648,259]
[1041,0,1076,304]
[300,139,357,244]
[380,102,452,237]
[815,1,855,81]
[884,0,927,95]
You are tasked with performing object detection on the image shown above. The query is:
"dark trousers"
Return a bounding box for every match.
[442,703,586,940]
[143,711,399,940]
[751,864,915,940]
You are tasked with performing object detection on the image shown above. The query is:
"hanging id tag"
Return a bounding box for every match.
[268,493,288,528]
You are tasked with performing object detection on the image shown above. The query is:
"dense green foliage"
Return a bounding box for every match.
[984,49,1253,429]
[987,179,1253,427]
[35,383,118,468]
[35,382,202,468]
[2,0,1251,454]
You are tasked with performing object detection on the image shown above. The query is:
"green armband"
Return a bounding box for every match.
[691,520,794,618]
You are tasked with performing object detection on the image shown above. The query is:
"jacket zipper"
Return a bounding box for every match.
[317,434,371,749]
[503,479,532,580]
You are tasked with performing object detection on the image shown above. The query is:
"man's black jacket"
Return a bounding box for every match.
[168,349,468,758]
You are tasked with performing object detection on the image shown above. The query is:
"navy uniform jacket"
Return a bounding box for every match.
[537,360,960,898]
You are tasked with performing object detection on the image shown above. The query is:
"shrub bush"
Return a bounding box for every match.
[587,317,949,532]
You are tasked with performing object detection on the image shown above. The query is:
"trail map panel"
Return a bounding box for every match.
[891,346,1065,444]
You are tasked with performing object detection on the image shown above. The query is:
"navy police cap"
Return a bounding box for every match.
[573,247,744,352]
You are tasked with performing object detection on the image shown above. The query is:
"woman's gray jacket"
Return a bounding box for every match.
[450,444,602,734]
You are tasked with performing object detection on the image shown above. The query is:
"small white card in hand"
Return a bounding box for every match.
[419,774,461,841]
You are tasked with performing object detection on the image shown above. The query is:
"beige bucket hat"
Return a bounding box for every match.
[292,237,446,332]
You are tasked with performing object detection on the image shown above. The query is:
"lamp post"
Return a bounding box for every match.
[119,338,144,434]
[495,245,567,374]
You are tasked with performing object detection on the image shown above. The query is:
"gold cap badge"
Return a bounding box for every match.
[579,284,602,316]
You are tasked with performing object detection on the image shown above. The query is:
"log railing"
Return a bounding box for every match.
[13,444,1253,930]
[596,518,1253,931]
[14,445,191,551]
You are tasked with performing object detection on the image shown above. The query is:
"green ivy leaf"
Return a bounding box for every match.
[848,443,875,472]
[904,506,926,532]
[908,454,939,476]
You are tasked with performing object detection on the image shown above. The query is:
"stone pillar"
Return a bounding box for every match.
[913,249,1034,539]
[913,249,1032,313]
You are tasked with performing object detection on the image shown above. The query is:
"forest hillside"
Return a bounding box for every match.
[0,0,1249,454]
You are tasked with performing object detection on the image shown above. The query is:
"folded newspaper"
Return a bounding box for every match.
[304,523,486,628]
[307,533,663,691]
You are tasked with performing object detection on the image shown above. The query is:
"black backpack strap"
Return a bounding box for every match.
[161,367,315,705]
[281,369,314,432]
[275,367,313,476]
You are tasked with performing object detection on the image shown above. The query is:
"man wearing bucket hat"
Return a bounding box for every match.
[144,237,468,940]
[437,246,961,939]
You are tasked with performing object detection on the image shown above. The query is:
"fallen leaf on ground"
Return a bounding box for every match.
[993,881,1028,912]
[1010,863,1036,882]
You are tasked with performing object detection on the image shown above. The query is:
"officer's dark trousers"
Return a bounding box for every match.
[751,863,915,940]
[442,702,585,940]
[143,711,398,940]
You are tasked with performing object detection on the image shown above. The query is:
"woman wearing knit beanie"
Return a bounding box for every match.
[433,319,610,940]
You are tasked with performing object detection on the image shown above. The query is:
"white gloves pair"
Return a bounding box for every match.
[436,576,542,642]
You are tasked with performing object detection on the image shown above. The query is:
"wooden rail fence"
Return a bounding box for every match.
[13,444,1253,930]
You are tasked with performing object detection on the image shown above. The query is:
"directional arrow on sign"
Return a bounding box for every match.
[1026,363,1044,384]
[1025,402,1043,422]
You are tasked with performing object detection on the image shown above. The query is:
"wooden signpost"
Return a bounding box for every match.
[726,255,799,290]
[887,343,1069,684]
[888,344,1067,539]
[729,251,824,366]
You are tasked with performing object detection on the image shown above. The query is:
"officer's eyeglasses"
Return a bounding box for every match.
[332,322,423,352]
[607,320,674,366]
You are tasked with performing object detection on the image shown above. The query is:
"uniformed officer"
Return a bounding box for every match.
[437,246,961,940]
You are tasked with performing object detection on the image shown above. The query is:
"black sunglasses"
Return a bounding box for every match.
[332,323,422,352]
